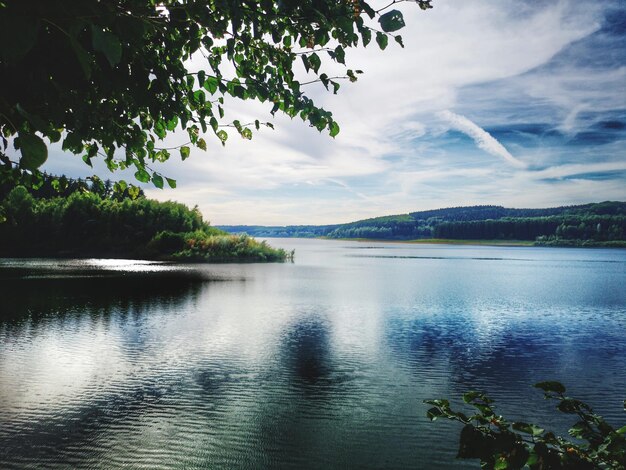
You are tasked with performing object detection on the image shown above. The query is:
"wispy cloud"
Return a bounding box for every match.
[528,161,626,180]
[437,110,527,168]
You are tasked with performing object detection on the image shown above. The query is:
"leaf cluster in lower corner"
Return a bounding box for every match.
[425,382,626,469]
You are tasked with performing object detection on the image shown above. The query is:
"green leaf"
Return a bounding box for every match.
[309,53,321,74]
[534,381,566,394]
[165,177,176,189]
[134,169,150,183]
[424,399,449,408]
[166,116,179,131]
[569,421,593,439]
[127,185,140,200]
[197,70,206,87]
[616,425,626,435]
[91,26,122,66]
[463,391,483,404]
[376,32,388,50]
[494,457,508,470]
[197,138,207,151]
[105,158,118,172]
[361,28,372,47]
[334,46,345,64]
[18,133,48,170]
[113,180,127,193]
[457,425,494,460]
[180,146,190,160]
[193,89,206,105]
[473,403,494,416]
[557,398,590,414]
[379,10,406,33]
[329,121,340,138]
[87,143,98,159]
[154,149,169,162]
[203,76,219,94]
[301,55,310,73]
[152,173,164,189]
[319,73,330,90]
[427,407,443,421]
[48,129,62,143]
[62,133,83,152]
[526,450,539,467]
[216,130,228,144]
[512,422,544,436]
[154,120,167,139]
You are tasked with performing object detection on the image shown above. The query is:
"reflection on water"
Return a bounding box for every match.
[1,243,625,469]
[282,317,333,388]
[1,272,203,324]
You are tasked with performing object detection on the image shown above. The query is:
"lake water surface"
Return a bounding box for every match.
[1,239,625,469]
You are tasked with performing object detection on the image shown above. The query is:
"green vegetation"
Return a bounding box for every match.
[426,382,626,469]
[0,183,291,262]
[0,0,431,191]
[218,224,339,239]
[219,202,626,247]
[331,238,535,246]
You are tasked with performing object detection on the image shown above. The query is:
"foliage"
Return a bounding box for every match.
[217,202,626,245]
[218,224,338,238]
[0,172,145,201]
[0,185,289,261]
[432,216,626,243]
[0,0,432,191]
[171,231,294,262]
[425,382,626,469]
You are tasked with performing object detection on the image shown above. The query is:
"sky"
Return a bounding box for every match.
[42,0,626,225]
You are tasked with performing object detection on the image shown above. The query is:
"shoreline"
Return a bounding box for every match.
[317,237,626,248]
[321,237,533,246]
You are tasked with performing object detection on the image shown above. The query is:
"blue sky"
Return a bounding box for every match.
[42,0,626,225]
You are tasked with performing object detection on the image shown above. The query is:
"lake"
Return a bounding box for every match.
[1,239,625,469]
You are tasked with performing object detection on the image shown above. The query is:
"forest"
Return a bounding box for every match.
[218,202,626,247]
[0,177,291,262]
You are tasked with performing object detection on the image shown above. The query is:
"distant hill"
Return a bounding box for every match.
[217,202,626,246]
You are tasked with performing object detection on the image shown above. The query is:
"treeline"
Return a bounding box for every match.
[0,173,145,201]
[433,216,626,242]
[408,202,626,221]
[218,202,626,246]
[325,215,432,239]
[0,185,290,262]
[217,225,337,238]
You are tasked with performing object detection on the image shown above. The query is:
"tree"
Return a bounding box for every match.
[0,0,432,193]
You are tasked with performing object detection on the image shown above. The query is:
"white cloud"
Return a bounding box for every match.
[437,110,527,168]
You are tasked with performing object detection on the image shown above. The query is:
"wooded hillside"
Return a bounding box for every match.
[218,202,626,246]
